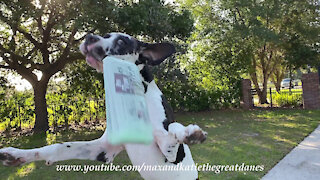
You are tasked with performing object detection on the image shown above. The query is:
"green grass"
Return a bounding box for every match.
[0,109,319,180]
[272,88,302,93]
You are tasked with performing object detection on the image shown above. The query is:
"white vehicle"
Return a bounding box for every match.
[281,78,299,88]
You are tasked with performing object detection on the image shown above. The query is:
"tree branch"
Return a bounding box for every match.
[49,52,83,76]
[74,34,87,43]
[0,64,12,70]
[50,27,83,75]
[67,52,84,62]
[16,27,42,49]
[74,28,96,43]
[41,10,65,65]
[250,58,262,94]
[0,52,12,66]
[30,62,46,72]
[0,12,11,25]
[235,7,246,25]
[36,16,44,33]
[24,47,37,59]
[0,11,45,66]
[0,43,29,64]
[0,52,38,86]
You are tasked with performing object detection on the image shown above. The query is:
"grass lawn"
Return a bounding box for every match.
[0,109,319,180]
[272,88,302,93]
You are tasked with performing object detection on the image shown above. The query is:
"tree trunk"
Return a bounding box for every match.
[260,84,268,104]
[274,80,281,93]
[271,72,281,93]
[250,61,269,104]
[271,65,286,93]
[33,80,49,133]
[259,88,269,104]
[289,65,293,93]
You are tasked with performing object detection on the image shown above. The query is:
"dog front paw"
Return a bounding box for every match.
[183,125,207,145]
[0,147,27,166]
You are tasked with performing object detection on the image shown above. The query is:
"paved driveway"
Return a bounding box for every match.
[262,125,320,180]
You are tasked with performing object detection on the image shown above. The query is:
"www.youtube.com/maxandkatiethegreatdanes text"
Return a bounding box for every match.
[56,163,264,174]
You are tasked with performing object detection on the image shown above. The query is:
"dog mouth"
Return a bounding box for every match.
[81,44,105,72]
[84,44,102,60]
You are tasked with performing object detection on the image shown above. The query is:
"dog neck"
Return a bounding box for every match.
[145,80,162,96]
[134,63,155,94]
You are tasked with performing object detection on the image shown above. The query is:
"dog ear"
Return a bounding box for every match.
[139,42,176,66]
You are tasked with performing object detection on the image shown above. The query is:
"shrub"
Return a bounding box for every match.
[272,92,302,107]
[159,80,241,112]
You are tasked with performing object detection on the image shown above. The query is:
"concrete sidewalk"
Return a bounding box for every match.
[262,125,320,180]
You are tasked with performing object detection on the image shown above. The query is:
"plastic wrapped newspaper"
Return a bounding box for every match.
[103,56,153,145]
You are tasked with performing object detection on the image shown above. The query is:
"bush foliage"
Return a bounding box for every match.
[158,80,240,112]
[272,92,302,107]
[0,88,105,131]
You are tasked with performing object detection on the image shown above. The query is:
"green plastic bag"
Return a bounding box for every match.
[103,56,153,145]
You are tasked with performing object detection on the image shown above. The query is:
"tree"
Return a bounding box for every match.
[0,0,193,132]
[271,60,286,93]
[175,0,251,108]
[0,0,115,132]
[179,0,319,104]
[236,0,319,103]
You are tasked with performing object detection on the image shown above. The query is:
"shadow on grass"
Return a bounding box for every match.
[177,109,320,180]
[0,129,142,180]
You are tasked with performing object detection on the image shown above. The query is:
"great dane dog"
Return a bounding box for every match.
[0,33,207,180]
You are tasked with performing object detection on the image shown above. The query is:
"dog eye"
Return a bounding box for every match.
[96,47,105,56]
[117,39,125,45]
[103,34,111,38]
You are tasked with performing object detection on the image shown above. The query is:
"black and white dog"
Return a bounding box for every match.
[0,33,207,180]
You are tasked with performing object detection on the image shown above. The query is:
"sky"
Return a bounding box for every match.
[0,56,42,91]
[3,71,65,91]
[2,71,40,91]
[8,74,33,91]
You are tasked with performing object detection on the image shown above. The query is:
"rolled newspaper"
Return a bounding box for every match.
[103,56,153,145]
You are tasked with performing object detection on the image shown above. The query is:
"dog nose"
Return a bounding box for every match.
[85,34,100,45]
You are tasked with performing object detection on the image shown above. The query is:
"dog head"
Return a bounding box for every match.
[79,33,175,79]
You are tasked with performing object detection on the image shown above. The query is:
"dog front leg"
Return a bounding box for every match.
[168,123,207,145]
[0,135,124,166]
[154,130,180,162]
[155,122,207,163]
